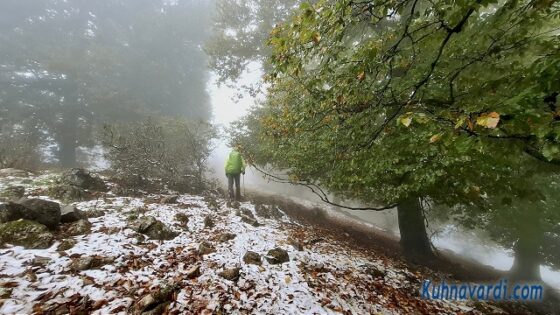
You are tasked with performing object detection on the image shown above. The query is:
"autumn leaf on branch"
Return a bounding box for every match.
[476,112,500,129]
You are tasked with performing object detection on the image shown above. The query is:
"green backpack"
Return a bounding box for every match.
[225,150,244,174]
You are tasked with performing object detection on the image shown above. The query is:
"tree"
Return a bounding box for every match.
[232,0,560,261]
[431,171,560,281]
[101,118,217,193]
[205,0,303,91]
[0,0,213,166]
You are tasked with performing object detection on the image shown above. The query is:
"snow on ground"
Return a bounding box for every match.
[0,173,527,314]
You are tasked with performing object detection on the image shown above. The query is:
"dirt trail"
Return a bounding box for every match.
[247,190,560,315]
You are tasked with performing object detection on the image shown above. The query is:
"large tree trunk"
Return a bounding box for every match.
[58,135,77,168]
[397,197,435,262]
[510,232,542,282]
[57,109,78,168]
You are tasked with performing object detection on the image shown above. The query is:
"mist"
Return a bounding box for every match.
[1,0,559,313]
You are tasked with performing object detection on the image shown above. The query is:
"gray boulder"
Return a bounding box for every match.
[60,168,108,192]
[219,267,241,281]
[0,202,25,223]
[17,198,61,230]
[57,239,77,251]
[217,232,236,243]
[198,241,215,255]
[243,251,262,266]
[60,205,85,223]
[0,220,54,249]
[48,184,91,202]
[175,213,189,227]
[266,248,290,265]
[69,256,114,271]
[127,216,178,240]
[204,216,215,228]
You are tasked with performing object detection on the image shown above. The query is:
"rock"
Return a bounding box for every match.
[47,184,91,202]
[0,220,54,249]
[145,221,178,240]
[135,284,177,315]
[364,264,386,278]
[198,241,215,255]
[219,267,241,281]
[288,237,304,251]
[132,232,146,244]
[0,287,12,299]
[217,232,236,243]
[0,168,28,178]
[265,248,290,265]
[175,213,189,226]
[1,186,25,200]
[17,198,61,230]
[127,216,178,240]
[160,195,179,204]
[128,216,157,232]
[69,256,114,271]
[243,251,262,266]
[66,219,92,236]
[60,205,85,223]
[60,168,108,192]
[0,202,25,223]
[57,239,77,251]
[31,256,51,267]
[185,265,201,279]
[204,216,214,228]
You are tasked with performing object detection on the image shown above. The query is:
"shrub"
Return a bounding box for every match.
[0,124,41,170]
[101,118,217,193]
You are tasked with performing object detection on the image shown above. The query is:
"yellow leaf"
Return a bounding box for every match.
[312,32,321,44]
[357,71,366,82]
[429,134,442,143]
[476,112,500,129]
[400,116,412,127]
[454,117,466,129]
[285,276,292,284]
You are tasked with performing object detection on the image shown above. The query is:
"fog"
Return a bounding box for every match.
[1,0,559,303]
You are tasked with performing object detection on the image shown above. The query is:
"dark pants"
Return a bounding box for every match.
[227,173,241,200]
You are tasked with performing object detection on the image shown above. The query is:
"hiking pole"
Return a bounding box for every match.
[243,173,246,196]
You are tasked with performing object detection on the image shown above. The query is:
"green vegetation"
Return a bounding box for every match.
[230,0,560,273]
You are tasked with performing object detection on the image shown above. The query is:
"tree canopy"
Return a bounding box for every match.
[232,0,560,263]
[0,0,213,166]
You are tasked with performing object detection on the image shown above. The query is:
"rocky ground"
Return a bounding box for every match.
[0,169,539,314]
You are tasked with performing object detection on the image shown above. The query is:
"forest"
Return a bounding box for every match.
[1,0,559,314]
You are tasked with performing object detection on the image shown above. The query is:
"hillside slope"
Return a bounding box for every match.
[0,171,538,314]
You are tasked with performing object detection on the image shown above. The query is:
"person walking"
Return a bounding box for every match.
[225,145,246,200]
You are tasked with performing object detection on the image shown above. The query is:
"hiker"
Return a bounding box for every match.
[225,145,246,200]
